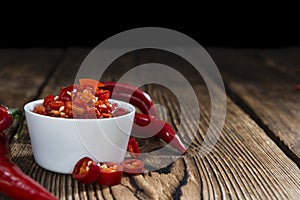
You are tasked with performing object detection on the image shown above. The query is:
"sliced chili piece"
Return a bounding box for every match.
[58,85,78,102]
[127,137,140,158]
[79,78,105,91]
[121,159,144,175]
[43,95,55,107]
[72,157,100,184]
[97,162,123,186]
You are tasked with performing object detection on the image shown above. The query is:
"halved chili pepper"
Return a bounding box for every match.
[0,106,57,200]
[127,137,140,158]
[72,157,100,184]
[133,113,187,154]
[97,162,123,186]
[102,81,157,117]
[121,159,144,175]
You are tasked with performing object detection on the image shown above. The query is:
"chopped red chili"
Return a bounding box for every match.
[72,157,100,184]
[97,162,123,186]
[127,137,140,158]
[34,80,129,119]
[121,159,144,175]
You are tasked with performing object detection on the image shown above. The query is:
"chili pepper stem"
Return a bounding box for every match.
[7,108,24,142]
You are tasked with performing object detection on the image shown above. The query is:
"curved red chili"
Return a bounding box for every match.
[0,132,57,199]
[102,82,157,117]
[72,157,100,184]
[133,113,187,154]
[97,162,123,186]
[121,159,144,175]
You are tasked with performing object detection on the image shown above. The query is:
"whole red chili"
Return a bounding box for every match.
[133,113,187,154]
[72,157,100,184]
[101,81,187,154]
[0,106,57,200]
[0,105,24,138]
[102,82,157,117]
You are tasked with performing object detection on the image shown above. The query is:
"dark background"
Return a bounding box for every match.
[0,3,299,48]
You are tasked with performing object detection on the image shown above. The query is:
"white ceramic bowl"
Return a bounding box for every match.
[24,99,135,174]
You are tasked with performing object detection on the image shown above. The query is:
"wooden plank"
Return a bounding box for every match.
[0,48,65,200]
[207,48,300,162]
[2,48,299,199]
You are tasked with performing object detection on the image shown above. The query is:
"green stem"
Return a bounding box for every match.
[7,108,24,142]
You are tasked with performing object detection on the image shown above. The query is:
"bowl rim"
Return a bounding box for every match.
[24,99,135,121]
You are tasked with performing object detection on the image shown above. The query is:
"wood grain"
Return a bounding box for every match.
[1,48,300,200]
[208,48,300,163]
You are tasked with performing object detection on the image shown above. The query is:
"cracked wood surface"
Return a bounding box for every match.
[0,47,299,200]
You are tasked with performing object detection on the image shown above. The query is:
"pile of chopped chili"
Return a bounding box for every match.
[34,79,128,119]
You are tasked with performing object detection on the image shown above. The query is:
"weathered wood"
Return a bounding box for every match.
[0,48,65,199]
[208,47,300,162]
[0,48,64,107]
[150,84,300,200]
[1,48,300,200]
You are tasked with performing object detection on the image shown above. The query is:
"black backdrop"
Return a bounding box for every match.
[1,3,299,48]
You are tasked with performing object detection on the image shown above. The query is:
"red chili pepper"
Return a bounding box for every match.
[102,82,157,117]
[0,106,57,200]
[72,157,100,184]
[0,105,24,138]
[133,113,187,154]
[97,162,123,186]
[127,137,140,158]
[121,159,144,175]
[296,84,300,91]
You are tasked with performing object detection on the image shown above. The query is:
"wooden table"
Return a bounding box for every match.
[0,47,299,200]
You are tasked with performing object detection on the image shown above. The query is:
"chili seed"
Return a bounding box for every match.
[87,161,92,166]
[86,166,89,172]
[100,164,107,169]
[59,106,65,112]
[54,96,59,101]
[51,110,60,115]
